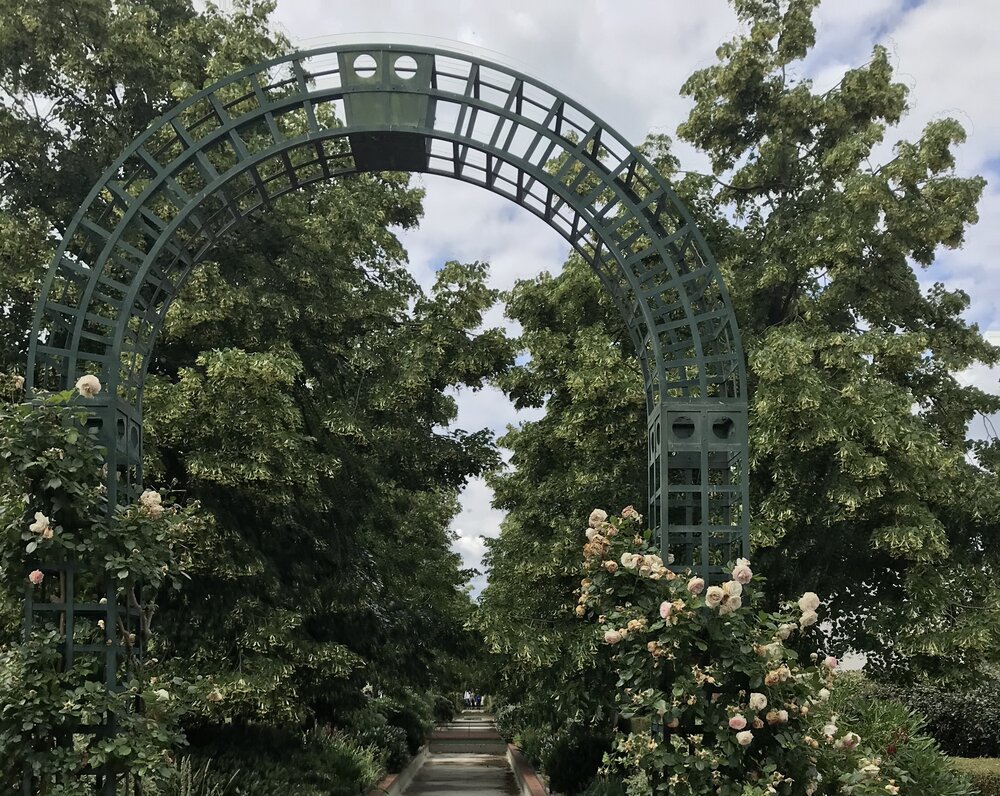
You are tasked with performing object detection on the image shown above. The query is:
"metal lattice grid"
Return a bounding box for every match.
[27,45,749,582]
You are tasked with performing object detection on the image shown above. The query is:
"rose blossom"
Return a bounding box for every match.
[589,509,608,528]
[817,688,831,702]
[621,505,641,521]
[732,557,753,585]
[140,489,164,519]
[766,709,789,725]
[75,374,102,398]
[736,730,753,747]
[28,570,44,585]
[29,512,50,535]
[659,601,673,620]
[822,722,838,738]
[603,629,623,645]
[836,732,861,751]
[776,623,796,640]
[705,586,725,608]
[728,715,747,731]
[585,528,598,541]
[798,592,820,613]
[799,609,819,629]
[14,375,25,390]
[687,577,705,596]
[824,655,838,670]
[603,560,618,573]
[723,580,743,598]
[749,693,768,711]
[719,595,742,616]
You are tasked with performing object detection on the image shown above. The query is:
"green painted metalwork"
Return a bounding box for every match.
[24,42,749,791]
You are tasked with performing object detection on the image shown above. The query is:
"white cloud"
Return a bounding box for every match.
[262,0,1000,590]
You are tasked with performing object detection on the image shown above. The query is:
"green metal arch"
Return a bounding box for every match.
[27,43,748,579]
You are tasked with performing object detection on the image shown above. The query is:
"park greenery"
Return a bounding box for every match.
[0,0,998,793]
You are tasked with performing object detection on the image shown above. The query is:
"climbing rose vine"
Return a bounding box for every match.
[577,508,906,796]
[0,383,211,790]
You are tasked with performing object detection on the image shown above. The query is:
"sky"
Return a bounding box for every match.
[244,0,1000,594]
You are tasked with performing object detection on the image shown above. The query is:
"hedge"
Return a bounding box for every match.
[952,758,1000,796]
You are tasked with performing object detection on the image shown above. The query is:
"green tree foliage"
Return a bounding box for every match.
[677,0,1000,675]
[0,0,511,784]
[481,0,1000,731]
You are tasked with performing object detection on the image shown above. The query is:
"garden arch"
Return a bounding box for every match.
[25,42,749,716]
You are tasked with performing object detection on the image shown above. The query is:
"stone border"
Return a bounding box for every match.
[507,743,548,796]
[365,744,429,796]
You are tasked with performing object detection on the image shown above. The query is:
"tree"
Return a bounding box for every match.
[481,0,1000,702]
[0,0,513,785]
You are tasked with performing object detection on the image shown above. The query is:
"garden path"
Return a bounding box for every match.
[404,711,520,795]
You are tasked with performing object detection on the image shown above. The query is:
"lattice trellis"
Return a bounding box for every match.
[24,44,749,790]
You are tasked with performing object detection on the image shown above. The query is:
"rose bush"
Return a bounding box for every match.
[0,380,210,790]
[575,508,970,796]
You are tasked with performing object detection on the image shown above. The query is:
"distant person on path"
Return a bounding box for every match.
[475,693,482,708]
[464,689,472,707]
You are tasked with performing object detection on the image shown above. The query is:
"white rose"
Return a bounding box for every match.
[736,730,753,747]
[705,586,725,608]
[732,561,753,584]
[776,623,796,640]
[798,592,820,613]
[723,580,743,598]
[603,629,623,645]
[822,723,838,738]
[14,375,25,390]
[29,512,50,535]
[800,609,819,629]
[817,688,831,702]
[749,692,768,711]
[588,509,608,529]
[74,374,102,398]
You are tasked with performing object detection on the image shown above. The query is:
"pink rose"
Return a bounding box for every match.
[732,558,753,584]
[824,656,838,670]
[28,570,44,586]
[687,577,705,596]
[729,715,747,730]
[659,601,672,619]
[603,629,623,645]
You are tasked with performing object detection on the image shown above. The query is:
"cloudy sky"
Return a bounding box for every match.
[250,0,1000,594]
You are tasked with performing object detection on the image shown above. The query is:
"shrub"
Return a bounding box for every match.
[876,680,1000,758]
[580,778,626,796]
[147,757,238,796]
[376,688,433,755]
[352,723,411,773]
[431,692,458,722]
[573,507,974,796]
[493,703,520,741]
[543,728,612,795]
[179,723,382,796]
[952,759,1000,796]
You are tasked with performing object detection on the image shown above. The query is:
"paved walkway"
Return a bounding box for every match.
[404,711,519,795]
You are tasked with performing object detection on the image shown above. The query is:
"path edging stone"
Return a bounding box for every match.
[365,744,429,796]
[507,743,549,796]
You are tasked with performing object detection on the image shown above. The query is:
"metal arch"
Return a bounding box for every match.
[27,43,748,581]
